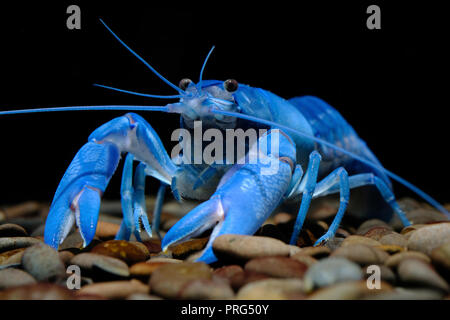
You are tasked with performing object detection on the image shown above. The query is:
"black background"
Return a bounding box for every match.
[0,1,447,206]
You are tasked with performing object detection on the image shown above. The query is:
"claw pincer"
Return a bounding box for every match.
[44,112,177,249]
[162,130,297,263]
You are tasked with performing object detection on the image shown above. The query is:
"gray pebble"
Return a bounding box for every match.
[22,243,65,281]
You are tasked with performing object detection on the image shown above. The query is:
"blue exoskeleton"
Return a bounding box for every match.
[1,19,448,264]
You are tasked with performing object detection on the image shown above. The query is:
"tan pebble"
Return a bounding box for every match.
[0,283,76,300]
[126,293,162,300]
[308,280,393,300]
[0,248,26,265]
[212,234,291,260]
[290,254,318,267]
[407,223,450,256]
[385,251,431,268]
[398,258,449,292]
[363,227,393,241]
[331,244,389,265]
[341,235,381,247]
[70,253,130,277]
[0,268,36,289]
[294,246,330,258]
[431,242,450,270]
[375,245,405,255]
[95,221,120,239]
[0,224,28,237]
[169,238,209,259]
[130,262,169,277]
[0,237,42,253]
[21,243,65,281]
[379,233,408,248]
[78,279,149,299]
[236,278,304,300]
[58,251,75,265]
[213,265,245,290]
[287,245,302,256]
[356,219,391,235]
[147,257,183,263]
[178,276,235,299]
[273,212,293,224]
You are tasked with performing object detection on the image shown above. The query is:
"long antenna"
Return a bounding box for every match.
[99,19,183,94]
[198,46,215,91]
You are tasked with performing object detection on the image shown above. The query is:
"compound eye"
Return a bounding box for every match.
[224,79,238,92]
[179,78,193,91]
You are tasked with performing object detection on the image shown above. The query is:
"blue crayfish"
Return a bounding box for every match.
[2,19,448,264]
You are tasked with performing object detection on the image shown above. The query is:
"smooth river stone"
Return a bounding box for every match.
[0,268,36,289]
[331,244,389,265]
[407,223,450,256]
[397,258,449,292]
[244,256,308,278]
[21,243,65,281]
[236,278,304,300]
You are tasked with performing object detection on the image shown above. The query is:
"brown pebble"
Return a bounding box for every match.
[91,240,150,265]
[375,245,405,255]
[213,265,245,290]
[290,254,318,267]
[356,219,391,235]
[77,279,149,299]
[308,280,393,300]
[244,256,308,278]
[363,226,393,241]
[142,239,162,254]
[58,251,75,265]
[149,262,212,299]
[273,212,293,224]
[379,233,408,248]
[130,262,169,277]
[169,237,209,259]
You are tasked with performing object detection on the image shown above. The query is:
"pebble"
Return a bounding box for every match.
[213,265,245,290]
[58,251,75,265]
[363,226,393,241]
[273,212,293,224]
[308,280,392,300]
[244,256,308,278]
[21,243,65,281]
[95,221,120,239]
[0,283,76,300]
[0,268,36,289]
[91,240,150,265]
[126,293,162,300]
[375,245,405,255]
[323,237,345,251]
[0,248,26,265]
[0,224,28,237]
[70,253,130,278]
[130,261,170,277]
[178,276,235,299]
[78,279,149,299]
[290,254,318,267]
[149,262,212,299]
[212,234,291,261]
[390,208,449,230]
[397,258,449,292]
[0,201,42,220]
[379,232,408,248]
[295,246,331,258]
[385,251,431,268]
[58,232,84,250]
[0,237,42,253]
[431,242,450,270]
[356,219,391,235]
[341,235,381,247]
[169,238,209,260]
[142,239,162,254]
[331,244,389,265]
[367,287,445,300]
[407,223,450,256]
[303,257,363,292]
[236,278,304,300]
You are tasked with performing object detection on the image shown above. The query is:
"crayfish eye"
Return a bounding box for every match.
[224,79,238,92]
[179,78,193,91]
